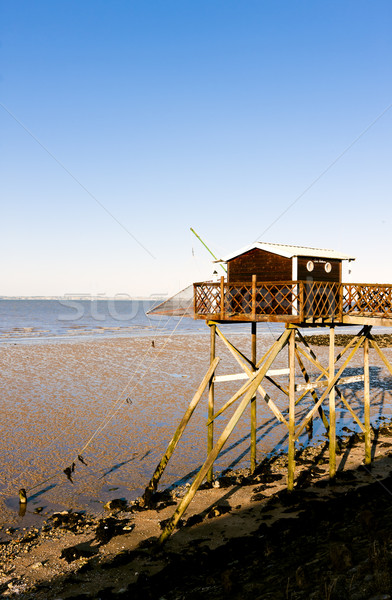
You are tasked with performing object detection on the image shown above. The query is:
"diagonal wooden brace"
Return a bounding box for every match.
[215,326,288,426]
[140,357,220,507]
[159,328,291,543]
[294,336,364,441]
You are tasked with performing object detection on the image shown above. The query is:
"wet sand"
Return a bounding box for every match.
[1,331,392,532]
[1,332,392,598]
[2,427,392,599]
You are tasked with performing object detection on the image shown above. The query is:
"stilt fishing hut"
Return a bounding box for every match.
[143,242,392,543]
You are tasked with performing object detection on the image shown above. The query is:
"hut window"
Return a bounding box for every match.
[306,261,314,272]
[325,262,332,273]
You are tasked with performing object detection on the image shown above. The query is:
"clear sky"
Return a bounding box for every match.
[1,1,391,297]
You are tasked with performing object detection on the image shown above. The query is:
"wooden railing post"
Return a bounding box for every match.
[251,274,257,319]
[193,283,197,316]
[329,326,336,478]
[220,276,225,320]
[364,334,371,464]
[338,283,343,320]
[299,281,304,322]
[288,327,296,491]
[251,273,258,472]
[250,320,257,473]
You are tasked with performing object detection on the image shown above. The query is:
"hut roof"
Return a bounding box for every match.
[217,242,355,263]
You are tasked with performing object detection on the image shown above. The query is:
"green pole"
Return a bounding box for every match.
[190,227,227,273]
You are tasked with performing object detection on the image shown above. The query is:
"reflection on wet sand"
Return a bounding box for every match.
[0,333,391,529]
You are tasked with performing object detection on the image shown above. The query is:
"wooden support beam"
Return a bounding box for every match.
[159,328,292,544]
[213,368,289,383]
[369,337,392,378]
[207,324,216,483]
[296,326,367,436]
[294,335,365,441]
[295,374,364,392]
[288,328,296,491]
[295,332,362,432]
[294,335,365,433]
[213,373,249,383]
[207,370,260,425]
[343,315,392,328]
[296,326,367,369]
[215,326,255,369]
[250,320,257,473]
[295,329,319,360]
[215,325,288,426]
[329,326,336,478]
[335,387,365,432]
[255,343,276,369]
[295,348,329,432]
[140,357,220,507]
[265,374,289,397]
[296,345,329,378]
[364,335,371,465]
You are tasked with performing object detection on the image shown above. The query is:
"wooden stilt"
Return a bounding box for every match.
[364,335,371,465]
[207,324,216,483]
[159,328,291,543]
[250,320,257,473]
[329,326,336,478]
[288,328,296,491]
[140,357,220,507]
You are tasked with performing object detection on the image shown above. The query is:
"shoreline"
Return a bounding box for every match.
[2,328,392,348]
[2,422,392,598]
[1,332,392,597]
[1,332,392,528]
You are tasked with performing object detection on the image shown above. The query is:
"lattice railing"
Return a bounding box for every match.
[302,281,341,320]
[225,283,299,316]
[194,281,301,319]
[343,284,392,318]
[193,281,392,321]
[194,283,222,316]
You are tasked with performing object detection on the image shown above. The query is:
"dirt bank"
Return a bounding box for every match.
[302,332,392,348]
[2,422,392,600]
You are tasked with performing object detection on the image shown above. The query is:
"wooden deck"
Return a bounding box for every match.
[193,280,392,326]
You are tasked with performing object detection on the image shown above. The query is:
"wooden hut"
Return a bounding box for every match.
[194,242,364,324]
[220,242,354,284]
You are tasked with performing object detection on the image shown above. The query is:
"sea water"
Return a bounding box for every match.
[0,298,287,344]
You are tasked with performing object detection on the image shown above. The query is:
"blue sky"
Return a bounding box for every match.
[1,1,391,296]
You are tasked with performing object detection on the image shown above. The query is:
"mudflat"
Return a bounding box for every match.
[1,332,391,525]
[1,332,392,598]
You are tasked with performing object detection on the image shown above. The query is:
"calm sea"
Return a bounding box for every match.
[2,299,389,345]
[0,298,283,344]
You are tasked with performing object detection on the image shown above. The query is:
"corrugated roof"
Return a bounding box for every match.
[218,242,355,262]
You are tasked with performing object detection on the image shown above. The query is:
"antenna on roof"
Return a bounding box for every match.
[190,228,227,273]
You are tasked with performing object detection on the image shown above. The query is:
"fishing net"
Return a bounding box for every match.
[147,284,195,317]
